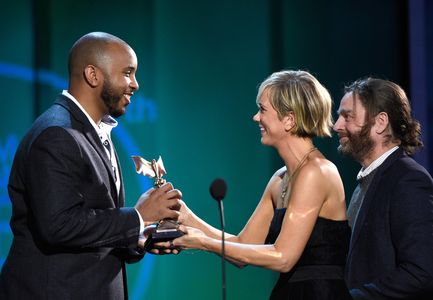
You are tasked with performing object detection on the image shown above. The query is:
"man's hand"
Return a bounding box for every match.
[135,182,182,223]
[137,224,182,255]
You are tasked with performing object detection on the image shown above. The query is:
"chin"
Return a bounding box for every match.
[260,138,271,146]
[110,109,125,118]
[337,146,350,156]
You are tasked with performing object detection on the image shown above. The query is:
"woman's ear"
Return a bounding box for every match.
[283,111,296,132]
[83,65,101,87]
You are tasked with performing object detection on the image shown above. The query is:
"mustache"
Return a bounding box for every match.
[337,132,351,139]
[337,124,375,161]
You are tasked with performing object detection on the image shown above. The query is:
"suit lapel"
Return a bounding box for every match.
[348,148,405,257]
[84,129,119,188]
[54,95,120,206]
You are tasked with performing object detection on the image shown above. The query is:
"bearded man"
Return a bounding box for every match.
[334,77,433,300]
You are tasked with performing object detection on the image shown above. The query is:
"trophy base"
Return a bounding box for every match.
[143,219,184,251]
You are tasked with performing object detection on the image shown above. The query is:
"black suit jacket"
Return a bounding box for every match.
[0,95,143,299]
[345,148,433,299]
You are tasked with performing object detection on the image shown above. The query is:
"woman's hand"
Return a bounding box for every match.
[156,225,209,250]
[177,200,194,226]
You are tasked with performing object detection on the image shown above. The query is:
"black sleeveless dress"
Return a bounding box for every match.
[265,208,352,300]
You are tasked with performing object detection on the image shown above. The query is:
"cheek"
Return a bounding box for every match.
[341,120,358,131]
[349,120,364,131]
[345,124,357,134]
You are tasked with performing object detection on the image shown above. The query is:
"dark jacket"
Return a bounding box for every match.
[0,95,142,299]
[346,148,433,299]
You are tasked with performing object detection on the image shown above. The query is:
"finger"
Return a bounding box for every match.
[151,185,179,201]
[149,249,160,255]
[162,248,172,254]
[138,188,156,200]
[169,199,182,211]
[178,224,188,233]
[164,198,181,210]
[166,188,182,199]
[158,182,174,193]
[155,241,171,248]
[165,210,180,221]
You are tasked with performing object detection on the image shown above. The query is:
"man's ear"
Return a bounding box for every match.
[283,111,296,132]
[83,65,101,87]
[374,112,389,134]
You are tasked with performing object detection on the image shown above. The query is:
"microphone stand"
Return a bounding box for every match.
[218,199,226,300]
[210,178,227,300]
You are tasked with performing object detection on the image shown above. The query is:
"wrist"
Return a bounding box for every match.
[201,236,214,251]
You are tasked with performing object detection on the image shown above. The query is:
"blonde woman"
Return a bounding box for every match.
[171,70,351,299]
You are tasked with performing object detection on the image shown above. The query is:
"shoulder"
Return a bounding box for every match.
[29,126,81,155]
[21,109,75,157]
[299,155,339,181]
[26,97,90,148]
[36,102,74,128]
[378,154,433,210]
[384,153,432,183]
[292,155,343,201]
[287,156,337,210]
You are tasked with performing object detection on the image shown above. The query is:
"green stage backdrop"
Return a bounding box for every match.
[0,0,410,299]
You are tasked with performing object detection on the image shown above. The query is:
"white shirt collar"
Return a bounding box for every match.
[62,90,117,137]
[357,146,399,180]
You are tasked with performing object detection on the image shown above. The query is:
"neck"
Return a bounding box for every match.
[68,88,105,125]
[278,137,315,174]
[360,143,399,168]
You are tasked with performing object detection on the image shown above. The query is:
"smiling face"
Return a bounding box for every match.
[253,88,287,146]
[99,44,139,118]
[333,92,375,162]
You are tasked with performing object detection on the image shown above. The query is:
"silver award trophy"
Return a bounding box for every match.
[131,155,183,251]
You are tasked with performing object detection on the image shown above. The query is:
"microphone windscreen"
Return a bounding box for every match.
[209,178,227,201]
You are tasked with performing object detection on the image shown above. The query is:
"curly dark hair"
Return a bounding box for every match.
[345,77,423,155]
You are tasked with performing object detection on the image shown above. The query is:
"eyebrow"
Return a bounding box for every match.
[336,108,353,115]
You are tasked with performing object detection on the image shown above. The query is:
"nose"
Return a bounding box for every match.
[253,111,260,122]
[333,115,344,132]
[131,76,139,91]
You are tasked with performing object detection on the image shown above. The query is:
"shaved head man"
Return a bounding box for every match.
[0,32,182,299]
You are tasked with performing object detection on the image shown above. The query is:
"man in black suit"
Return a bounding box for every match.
[0,32,182,299]
[334,77,433,299]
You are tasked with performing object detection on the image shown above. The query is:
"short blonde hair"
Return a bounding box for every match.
[257,70,333,138]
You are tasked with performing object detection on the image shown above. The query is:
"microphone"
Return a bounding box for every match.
[209,178,227,300]
[210,178,227,201]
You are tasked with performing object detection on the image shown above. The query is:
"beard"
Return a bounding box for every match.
[101,79,124,118]
[337,123,375,162]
